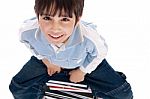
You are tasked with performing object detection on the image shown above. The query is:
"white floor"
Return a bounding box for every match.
[0,0,150,99]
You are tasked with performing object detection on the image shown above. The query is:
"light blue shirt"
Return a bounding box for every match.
[19,18,108,73]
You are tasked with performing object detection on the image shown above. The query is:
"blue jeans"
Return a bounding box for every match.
[9,56,133,99]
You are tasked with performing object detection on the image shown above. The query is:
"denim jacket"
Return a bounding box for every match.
[19,17,108,73]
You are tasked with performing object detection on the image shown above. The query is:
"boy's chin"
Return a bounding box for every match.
[48,37,69,45]
[50,41,63,45]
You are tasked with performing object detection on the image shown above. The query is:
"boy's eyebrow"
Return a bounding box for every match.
[60,14,70,17]
[41,13,70,17]
[41,14,51,16]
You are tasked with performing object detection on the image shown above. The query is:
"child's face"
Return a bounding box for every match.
[38,11,77,45]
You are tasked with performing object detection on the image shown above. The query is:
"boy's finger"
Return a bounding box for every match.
[48,70,54,76]
[48,71,52,76]
[69,70,74,75]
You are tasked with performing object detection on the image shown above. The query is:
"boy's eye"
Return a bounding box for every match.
[43,16,51,20]
[61,18,70,22]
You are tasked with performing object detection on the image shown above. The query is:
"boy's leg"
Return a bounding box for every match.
[84,59,133,99]
[9,56,49,99]
[9,56,74,99]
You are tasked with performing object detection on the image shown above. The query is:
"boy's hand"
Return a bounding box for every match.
[42,58,61,76]
[69,68,86,83]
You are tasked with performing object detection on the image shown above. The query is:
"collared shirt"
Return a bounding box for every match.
[19,17,108,73]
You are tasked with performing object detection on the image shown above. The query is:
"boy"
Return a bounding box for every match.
[9,0,133,99]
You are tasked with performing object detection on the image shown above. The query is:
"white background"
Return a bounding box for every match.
[0,0,150,99]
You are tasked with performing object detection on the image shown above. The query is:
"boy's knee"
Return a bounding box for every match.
[9,77,45,99]
[9,78,21,99]
[9,78,19,94]
[105,82,133,99]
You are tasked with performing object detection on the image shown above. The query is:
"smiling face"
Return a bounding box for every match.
[38,11,76,45]
[35,0,84,45]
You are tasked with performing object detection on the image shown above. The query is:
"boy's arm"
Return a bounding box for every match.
[20,40,45,59]
[78,22,108,74]
[19,18,45,59]
[42,58,61,76]
[19,18,61,76]
[69,22,108,82]
[21,39,61,76]
[69,37,107,83]
[79,55,106,74]
[80,46,107,74]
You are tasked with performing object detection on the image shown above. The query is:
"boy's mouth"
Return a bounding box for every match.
[48,34,64,39]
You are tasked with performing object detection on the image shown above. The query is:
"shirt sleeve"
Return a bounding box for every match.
[79,23,108,74]
[80,37,108,74]
[21,40,45,60]
[19,18,45,60]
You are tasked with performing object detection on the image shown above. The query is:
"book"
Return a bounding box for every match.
[44,80,94,99]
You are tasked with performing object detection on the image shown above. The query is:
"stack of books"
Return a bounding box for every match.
[43,80,94,99]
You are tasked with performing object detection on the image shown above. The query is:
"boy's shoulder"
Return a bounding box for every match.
[80,21,97,30]
[19,17,39,41]
[19,17,38,34]
[79,20,99,36]
[79,21,106,45]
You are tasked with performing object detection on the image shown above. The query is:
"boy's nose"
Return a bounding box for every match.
[51,21,60,30]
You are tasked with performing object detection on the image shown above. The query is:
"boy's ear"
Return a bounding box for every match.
[76,17,82,25]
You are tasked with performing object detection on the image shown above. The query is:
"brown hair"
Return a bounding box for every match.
[34,0,84,22]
